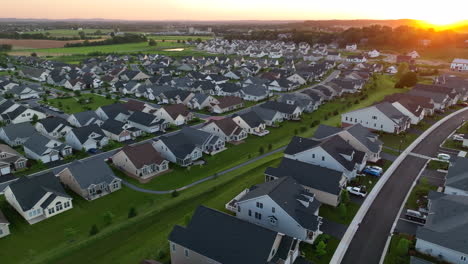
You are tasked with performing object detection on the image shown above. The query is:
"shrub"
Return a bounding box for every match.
[128,207,137,218]
[171,190,179,198]
[89,224,99,236]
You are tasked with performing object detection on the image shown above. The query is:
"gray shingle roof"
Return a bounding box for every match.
[239,177,321,231]
[446,157,468,192]
[70,125,106,144]
[234,111,264,128]
[60,159,118,189]
[1,122,36,141]
[284,136,321,156]
[261,101,299,115]
[159,133,198,159]
[7,172,70,211]
[37,117,69,133]
[265,158,344,195]
[71,110,101,126]
[127,111,162,127]
[169,206,279,264]
[416,192,468,255]
[314,124,382,153]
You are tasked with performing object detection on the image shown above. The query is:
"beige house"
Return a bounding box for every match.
[112,143,169,180]
[0,210,10,238]
[0,144,27,175]
[57,159,121,201]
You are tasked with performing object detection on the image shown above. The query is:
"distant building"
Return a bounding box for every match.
[451,58,468,72]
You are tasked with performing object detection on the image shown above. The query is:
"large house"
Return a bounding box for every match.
[169,206,301,264]
[35,117,73,139]
[284,136,367,180]
[232,111,269,136]
[65,125,109,151]
[0,144,27,175]
[67,111,103,127]
[155,104,193,126]
[57,159,122,200]
[228,177,322,244]
[450,58,468,72]
[112,143,170,180]
[201,117,248,143]
[127,111,167,133]
[210,96,244,114]
[4,172,73,224]
[415,192,468,264]
[341,102,411,134]
[24,133,72,163]
[179,127,226,155]
[265,158,346,207]
[444,157,468,196]
[0,122,36,147]
[153,134,203,167]
[314,124,383,162]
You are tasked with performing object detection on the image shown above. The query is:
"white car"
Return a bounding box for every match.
[452,134,464,142]
[437,153,451,161]
[346,186,367,197]
[368,166,383,173]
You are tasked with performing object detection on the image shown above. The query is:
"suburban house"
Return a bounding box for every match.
[4,172,73,224]
[283,136,368,180]
[444,157,468,196]
[153,134,203,167]
[415,192,468,264]
[313,124,383,162]
[57,159,122,201]
[100,119,132,142]
[65,125,109,151]
[227,176,322,244]
[67,110,103,127]
[346,43,357,51]
[201,117,248,142]
[35,117,73,139]
[0,144,27,175]
[450,58,468,72]
[96,103,131,122]
[260,101,302,120]
[18,67,49,82]
[169,206,301,264]
[0,210,10,238]
[112,143,170,180]
[209,96,244,114]
[155,104,193,126]
[241,85,270,102]
[0,105,46,125]
[265,158,346,207]
[232,111,269,136]
[127,111,167,133]
[179,127,226,155]
[341,102,411,134]
[251,106,285,126]
[186,94,219,110]
[346,55,367,63]
[0,122,36,147]
[8,85,42,100]
[23,133,72,163]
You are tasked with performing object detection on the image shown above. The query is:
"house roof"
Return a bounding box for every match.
[161,104,190,120]
[180,127,218,147]
[24,133,66,155]
[241,85,268,97]
[238,176,321,231]
[71,110,101,126]
[314,125,343,139]
[169,206,279,264]
[99,103,130,119]
[128,111,162,127]
[416,192,468,255]
[37,117,69,133]
[216,96,243,109]
[446,157,468,192]
[204,117,242,136]
[284,136,321,156]
[70,125,106,144]
[234,111,264,128]
[60,159,119,189]
[159,133,198,159]
[101,119,127,135]
[0,122,36,141]
[119,143,166,168]
[123,99,146,112]
[7,172,70,211]
[265,158,344,195]
[261,101,299,115]
[314,124,383,153]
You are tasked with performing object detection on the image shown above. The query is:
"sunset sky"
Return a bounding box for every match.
[1,0,466,25]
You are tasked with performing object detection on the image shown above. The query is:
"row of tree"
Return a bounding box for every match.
[64,34,148,48]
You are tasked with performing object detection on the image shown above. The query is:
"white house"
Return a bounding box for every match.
[65,125,109,151]
[345,43,357,51]
[153,134,203,167]
[0,210,10,238]
[451,58,468,72]
[155,104,193,126]
[4,172,73,225]
[24,133,72,163]
[341,102,411,134]
[201,118,248,142]
[227,177,322,244]
[232,111,269,136]
[368,50,380,58]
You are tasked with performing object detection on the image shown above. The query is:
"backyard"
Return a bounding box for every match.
[40,94,118,114]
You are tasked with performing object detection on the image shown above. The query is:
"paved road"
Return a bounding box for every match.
[341,110,468,264]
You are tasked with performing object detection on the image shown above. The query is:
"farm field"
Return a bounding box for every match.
[148,35,213,41]
[24,29,114,37]
[0,38,97,49]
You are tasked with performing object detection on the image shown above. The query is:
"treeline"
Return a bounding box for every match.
[0,32,82,41]
[0,44,12,52]
[64,34,147,48]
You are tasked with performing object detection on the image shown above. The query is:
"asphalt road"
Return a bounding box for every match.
[341,110,468,264]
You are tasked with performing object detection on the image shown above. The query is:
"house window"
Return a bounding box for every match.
[322,156,325,161]
[312,154,315,159]
[272,207,275,213]
[237,206,241,212]
[255,212,262,220]
[345,117,348,121]
[256,202,263,209]
[48,208,55,214]
[113,182,119,189]
[381,124,383,129]
[184,249,189,257]
[462,256,467,261]
[56,202,63,211]
[172,243,176,252]
[248,210,252,216]
[372,116,377,120]
[64,201,70,208]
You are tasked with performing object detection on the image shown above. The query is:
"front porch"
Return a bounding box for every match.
[251,129,270,137]
[225,188,249,212]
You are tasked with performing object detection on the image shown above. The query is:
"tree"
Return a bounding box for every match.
[315,240,327,257]
[338,203,347,220]
[259,146,265,155]
[31,114,39,124]
[31,52,37,57]
[396,72,418,88]
[78,31,86,40]
[396,238,410,257]
[74,90,81,97]
[128,207,137,218]
[396,62,409,79]
[148,39,157,46]
[268,143,273,151]
[103,211,114,226]
[89,224,99,236]
[341,190,350,204]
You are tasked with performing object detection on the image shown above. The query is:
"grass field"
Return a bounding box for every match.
[301,235,341,264]
[24,29,115,37]
[405,178,438,210]
[0,74,404,264]
[40,94,117,114]
[420,46,468,62]
[383,234,414,264]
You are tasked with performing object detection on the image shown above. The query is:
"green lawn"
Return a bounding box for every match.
[0,72,8,76]
[442,139,466,151]
[319,202,360,225]
[41,94,117,114]
[148,35,213,41]
[24,29,114,37]
[300,234,340,264]
[383,233,415,264]
[379,133,419,151]
[405,178,438,210]
[427,160,449,171]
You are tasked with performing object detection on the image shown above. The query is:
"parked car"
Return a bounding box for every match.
[452,134,464,141]
[457,102,468,107]
[363,166,382,177]
[437,153,451,161]
[368,165,383,174]
[346,186,367,197]
[87,148,98,154]
[405,209,427,224]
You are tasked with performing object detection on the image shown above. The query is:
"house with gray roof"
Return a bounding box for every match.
[284,136,368,180]
[0,122,36,147]
[186,93,219,110]
[18,67,49,82]
[7,84,42,100]
[0,144,27,175]
[100,119,133,142]
[251,106,284,126]
[0,105,46,125]
[240,85,270,102]
[341,102,411,134]
[65,125,109,151]
[416,192,468,263]
[153,133,203,167]
[227,176,322,244]
[279,93,319,113]
[67,110,103,127]
[24,133,72,163]
[35,117,73,139]
[96,103,131,122]
[0,209,10,238]
[445,157,468,196]
[179,127,226,155]
[4,172,72,224]
[265,158,347,207]
[232,111,269,136]
[314,123,383,162]
[57,159,121,200]
[260,101,302,120]
[201,117,248,143]
[169,206,301,264]
[127,111,167,133]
